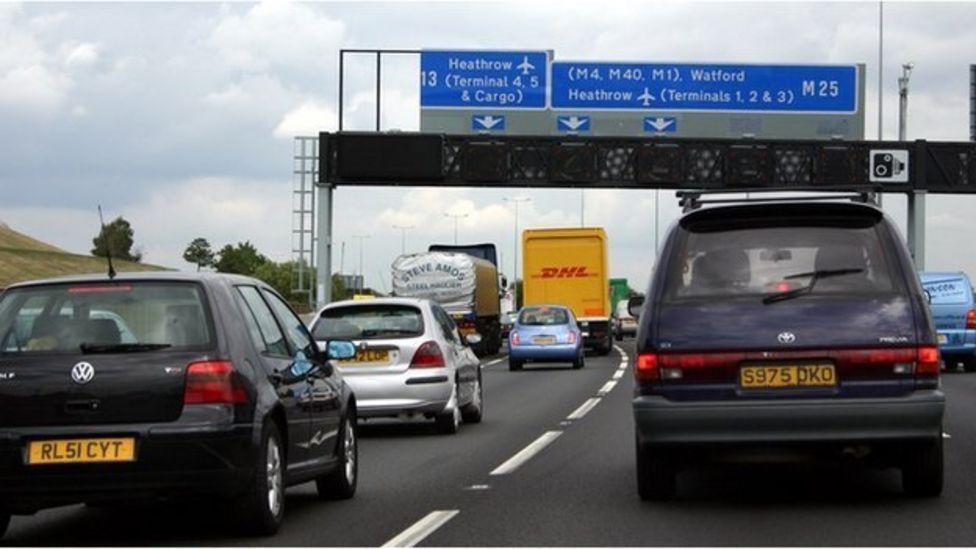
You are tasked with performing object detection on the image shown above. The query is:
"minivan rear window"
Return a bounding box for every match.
[314,304,424,340]
[664,224,897,302]
[0,282,213,354]
[922,277,971,305]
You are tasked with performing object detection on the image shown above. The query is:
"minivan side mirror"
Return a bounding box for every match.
[628,295,645,319]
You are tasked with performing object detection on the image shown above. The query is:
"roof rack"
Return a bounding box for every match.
[676,187,880,213]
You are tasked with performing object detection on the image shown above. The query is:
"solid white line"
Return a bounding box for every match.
[490,431,563,475]
[381,510,460,548]
[597,380,617,395]
[613,369,625,380]
[566,397,602,420]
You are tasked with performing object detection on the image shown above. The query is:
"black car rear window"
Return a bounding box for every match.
[519,307,570,325]
[314,304,424,340]
[0,282,213,354]
[663,220,897,302]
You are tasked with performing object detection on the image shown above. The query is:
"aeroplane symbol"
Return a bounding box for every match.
[517,56,535,75]
[638,87,655,107]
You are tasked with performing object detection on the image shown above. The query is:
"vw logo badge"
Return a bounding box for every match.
[777,332,796,344]
[71,362,95,385]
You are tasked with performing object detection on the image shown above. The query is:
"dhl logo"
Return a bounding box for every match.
[533,266,596,279]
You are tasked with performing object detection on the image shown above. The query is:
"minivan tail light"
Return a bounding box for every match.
[635,353,659,383]
[967,310,976,330]
[184,361,247,404]
[410,341,445,368]
[916,345,941,376]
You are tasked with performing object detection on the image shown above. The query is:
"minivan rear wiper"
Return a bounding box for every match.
[762,268,865,305]
[80,343,172,354]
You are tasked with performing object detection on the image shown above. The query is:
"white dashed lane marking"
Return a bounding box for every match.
[490,431,563,476]
[567,397,602,420]
[381,510,460,548]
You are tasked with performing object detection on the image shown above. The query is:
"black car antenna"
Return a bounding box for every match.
[97,205,116,280]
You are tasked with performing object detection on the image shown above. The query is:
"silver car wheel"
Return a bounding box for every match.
[470,377,482,411]
[451,386,461,427]
[343,419,356,484]
[267,436,283,517]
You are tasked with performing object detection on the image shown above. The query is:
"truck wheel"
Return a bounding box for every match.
[901,436,943,497]
[636,438,676,501]
[508,358,523,371]
[316,406,358,500]
[237,421,285,536]
[461,372,484,423]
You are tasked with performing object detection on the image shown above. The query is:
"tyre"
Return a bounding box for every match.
[461,373,484,424]
[316,406,358,500]
[237,421,285,536]
[901,436,943,497]
[636,438,676,501]
[573,352,585,369]
[963,354,976,373]
[435,386,461,434]
[508,358,523,371]
[0,511,9,540]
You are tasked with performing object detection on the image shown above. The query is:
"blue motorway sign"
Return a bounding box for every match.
[421,50,548,109]
[556,115,590,132]
[551,62,858,113]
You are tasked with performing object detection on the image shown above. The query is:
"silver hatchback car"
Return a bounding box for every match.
[309,298,483,434]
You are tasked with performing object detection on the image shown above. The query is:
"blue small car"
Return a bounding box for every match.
[920,271,976,371]
[508,305,584,371]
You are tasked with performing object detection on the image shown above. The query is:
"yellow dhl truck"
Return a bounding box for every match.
[522,227,613,355]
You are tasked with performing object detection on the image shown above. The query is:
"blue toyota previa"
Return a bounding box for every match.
[630,200,945,500]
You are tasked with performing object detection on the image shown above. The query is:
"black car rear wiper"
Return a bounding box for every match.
[80,343,172,354]
[762,268,865,305]
[360,329,417,337]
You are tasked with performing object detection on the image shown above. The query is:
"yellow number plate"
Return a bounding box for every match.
[740,364,836,389]
[532,336,557,345]
[341,349,390,364]
[28,438,136,465]
[938,333,948,344]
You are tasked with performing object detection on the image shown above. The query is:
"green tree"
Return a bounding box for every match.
[92,216,141,262]
[331,272,347,301]
[214,241,268,276]
[182,237,215,271]
[254,260,296,302]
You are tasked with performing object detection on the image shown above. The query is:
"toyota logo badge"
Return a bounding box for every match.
[777,332,796,344]
[71,362,95,385]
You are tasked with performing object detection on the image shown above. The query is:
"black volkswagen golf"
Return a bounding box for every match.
[0,272,359,538]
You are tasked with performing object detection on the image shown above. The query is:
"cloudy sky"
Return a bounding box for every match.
[1,0,975,294]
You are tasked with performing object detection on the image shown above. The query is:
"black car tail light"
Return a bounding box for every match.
[184,361,247,404]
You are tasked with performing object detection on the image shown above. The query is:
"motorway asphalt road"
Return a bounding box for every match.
[6,341,976,546]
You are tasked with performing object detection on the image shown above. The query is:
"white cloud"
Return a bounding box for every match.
[0,63,72,112]
[210,1,346,73]
[63,42,99,69]
[273,100,337,138]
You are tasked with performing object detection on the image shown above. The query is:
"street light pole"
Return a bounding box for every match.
[900,62,924,268]
[392,224,414,255]
[504,197,531,307]
[352,234,370,292]
[444,213,469,244]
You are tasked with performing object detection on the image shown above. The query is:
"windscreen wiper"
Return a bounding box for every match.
[80,343,172,354]
[762,268,865,305]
